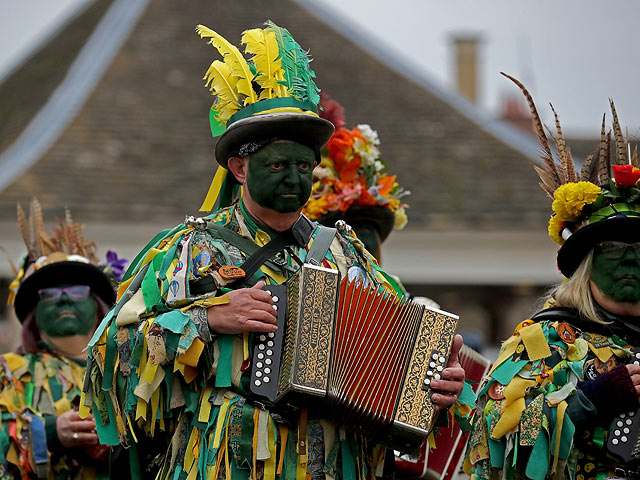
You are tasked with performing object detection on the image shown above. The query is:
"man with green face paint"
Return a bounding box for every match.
[466,77,640,480]
[86,22,467,480]
[1,200,123,479]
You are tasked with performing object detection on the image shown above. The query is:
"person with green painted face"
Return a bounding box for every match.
[465,77,640,480]
[1,201,122,479]
[85,22,467,480]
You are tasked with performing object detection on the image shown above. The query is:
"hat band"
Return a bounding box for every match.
[588,203,640,224]
[227,97,318,125]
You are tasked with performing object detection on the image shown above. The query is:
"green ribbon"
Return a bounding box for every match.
[592,426,606,449]
[227,97,318,127]
[588,202,640,223]
[215,335,234,387]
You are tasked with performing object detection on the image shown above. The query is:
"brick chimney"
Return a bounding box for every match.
[452,35,481,103]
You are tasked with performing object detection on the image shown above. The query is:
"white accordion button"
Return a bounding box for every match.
[432,354,438,360]
[258,344,265,351]
[259,335,266,341]
[423,379,430,386]
[268,332,275,338]
[613,438,620,445]
[615,430,621,436]
[622,436,628,443]
[263,377,270,383]
[266,290,271,295]
[258,353,264,360]
[429,362,436,368]
[630,411,636,417]
[439,356,446,363]
[264,368,271,374]
[273,305,278,311]
[256,362,263,368]
[267,341,274,347]
[254,380,262,386]
[437,365,443,372]
[624,428,630,434]
[627,419,634,426]
[427,370,433,377]
[272,296,279,302]
[267,350,273,356]
[265,358,272,365]
[256,371,262,378]
[434,374,441,380]
[618,421,624,427]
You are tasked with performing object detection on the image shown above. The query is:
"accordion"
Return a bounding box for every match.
[248,264,459,452]
[395,345,491,479]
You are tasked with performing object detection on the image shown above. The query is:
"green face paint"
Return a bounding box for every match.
[591,245,640,304]
[35,284,97,337]
[246,141,315,213]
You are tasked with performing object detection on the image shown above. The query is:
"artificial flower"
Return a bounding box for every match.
[612,164,640,187]
[548,214,565,244]
[551,182,602,220]
[394,207,408,230]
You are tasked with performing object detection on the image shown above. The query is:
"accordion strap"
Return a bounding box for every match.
[306,226,336,266]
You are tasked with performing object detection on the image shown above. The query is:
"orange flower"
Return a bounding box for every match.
[376,175,396,196]
[612,164,640,187]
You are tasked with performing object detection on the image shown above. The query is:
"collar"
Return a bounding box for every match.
[238,200,316,248]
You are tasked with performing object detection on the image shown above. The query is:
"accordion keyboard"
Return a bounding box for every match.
[607,349,640,463]
[249,284,288,402]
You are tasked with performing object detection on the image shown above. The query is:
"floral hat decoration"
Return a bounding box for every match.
[303,95,410,243]
[504,73,640,277]
[196,21,334,211]
[9,198,126,322]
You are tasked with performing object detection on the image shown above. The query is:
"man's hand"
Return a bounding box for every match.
[430,334,466,410]
[626,363,640,396]
[207,281,278,334]
[57,410,99,448]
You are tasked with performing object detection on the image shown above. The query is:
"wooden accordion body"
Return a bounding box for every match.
[249,264,459,452]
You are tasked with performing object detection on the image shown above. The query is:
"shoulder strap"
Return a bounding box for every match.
[306,226,336,266]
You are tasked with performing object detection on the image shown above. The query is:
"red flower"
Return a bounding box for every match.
[612,164,640,187]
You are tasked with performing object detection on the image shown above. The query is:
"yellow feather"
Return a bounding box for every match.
[241,28,284,99]
[196,25,257,105]
[203,60,241,123]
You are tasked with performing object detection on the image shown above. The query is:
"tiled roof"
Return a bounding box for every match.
[0,0,551,230]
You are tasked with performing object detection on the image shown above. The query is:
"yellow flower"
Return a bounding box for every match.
[302,197,329,220]
[548,214,565,244]
[551,182,601,220]
[394,207,408,230]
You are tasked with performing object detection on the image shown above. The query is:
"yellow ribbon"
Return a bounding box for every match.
[200,166,229,212]
[552,400,568,473]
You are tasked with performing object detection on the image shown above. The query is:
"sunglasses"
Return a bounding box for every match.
[38,285,91,302]
[596,241,640,260]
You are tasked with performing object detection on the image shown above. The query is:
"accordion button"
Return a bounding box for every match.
[631,412,636,417]
[627,419,634,425]
[618,421,625,427]
[613,438,620,445]
[635,353,640,359]
[427,370,433,376]
[256,362,263,368]
[429,362,436,368]
[258,353,265,360]
[265,359,272,365]
[259,335,266,341]
[437,366,443,372]
[273,296,279,302]
[259,344,265,351]
[264,376,271,383]
[268,332,275,338]
[264,368,271,374]
[615,430,621,436]
[267,350,273,356]
[622,436,628,443]
[432,354,439,360]
[266,290,271,295]
[256,371,263,378]
[255,380,262,386]
[439,357,446,363]
[423,379,430,386]
[621,413,627,418]
[624,428,630,434]
[267,341,274,347]
[434,374,441,380]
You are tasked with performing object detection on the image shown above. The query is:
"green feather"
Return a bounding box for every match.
[266,20,320,105]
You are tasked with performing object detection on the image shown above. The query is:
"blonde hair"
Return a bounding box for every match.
[544,249,608,324]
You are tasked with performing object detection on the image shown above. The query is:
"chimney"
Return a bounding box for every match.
[451,35,481,103]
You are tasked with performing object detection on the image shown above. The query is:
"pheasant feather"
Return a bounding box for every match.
[241,28,284,99]
[533,165,556,199]
[597,115,611,186]
[501,73,560,188]
[17,204,36,261]
[580,151,598,183]
[549,104,576,183]
[609,99,627,166]
[203,60,241,124]
[196,25,257,105]
[267,21,320,105]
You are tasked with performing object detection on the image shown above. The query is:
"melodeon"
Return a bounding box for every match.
[249,264,459,452]
[395,345,491,479]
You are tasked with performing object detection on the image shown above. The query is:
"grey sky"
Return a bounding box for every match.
[2,0,639,137]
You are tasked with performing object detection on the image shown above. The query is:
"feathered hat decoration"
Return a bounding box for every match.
[9,198,125,321]
[503,73,640,276]
[197,21,333,212]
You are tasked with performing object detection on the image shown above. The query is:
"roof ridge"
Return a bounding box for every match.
[293,0,543,162]
[0,0,150,193]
